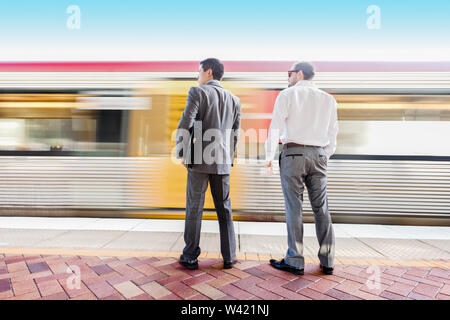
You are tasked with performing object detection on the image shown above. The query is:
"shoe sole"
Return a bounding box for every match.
[179,261,198,270]
[270,262,304,275]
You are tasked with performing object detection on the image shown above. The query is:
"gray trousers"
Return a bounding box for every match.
[279,146,335,269]
[182,169,237,262]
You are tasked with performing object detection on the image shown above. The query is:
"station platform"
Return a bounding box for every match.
[0,217,449,300]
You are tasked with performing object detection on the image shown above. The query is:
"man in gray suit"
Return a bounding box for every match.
[265,62,338,275]
[176,58,241,270]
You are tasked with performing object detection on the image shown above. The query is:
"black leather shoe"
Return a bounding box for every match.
[320,264,334,275]
[179,256,198,270]
[269,259,304,275]
[223,260,238,269]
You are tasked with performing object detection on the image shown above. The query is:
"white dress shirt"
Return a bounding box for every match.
[265,80,339,161]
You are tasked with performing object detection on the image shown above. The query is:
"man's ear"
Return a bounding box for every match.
[207,69,213,78]
[297,70,304,80]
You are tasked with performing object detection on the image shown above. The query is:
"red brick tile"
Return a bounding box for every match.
[380,290,412,300]
[101,294,125,300]
[271,286,311,300]
[429,268,449,279]
[405,268,429,278]
[437,293,450,300]
[156,273,191,286]
[302,274,322,283]
[342,265,365,276]
[426,275,450,285]
[333,280,363,294]
[157,293,182,300]
[308,278,338,293]
[385,282,415,296]
[107,273,143,286]
[244,267,272,280]
[324,288,361,300]
[198,259,221,268]
[40,292,68,300]
[223,268,251,279]
[381,273,417,286]
[5,256,27,264]
[132,272,168,286]
[282,278,314,292]
[334,270,371,285]
[34,272,70,284]
[402,274,443,287]
[413,283,440,298]
[165,281,198,299]
[27,262,50,273]
[7,261,28,273]
[206,268,227,279]
[407,292,433,300]
[132,264,158,276]
[207,274,239,288]
[359,283,389,296]
[0,278,11,292]
[129,293,154,300]
[12,279,37,296]
[256,276,289,292]
[9,290,41,300]
[440,284,450,296]
[189,293,211,300]
[319,274,346,283]
[383,267,407,277]
[232,276,265,290]
[217,295,236,300]
[0,290,14,299]
[86,281,118,299]
[183,274,215,286]
[91,264,115,275]
[174,265,206,277]
[219,284,255,300]
[243,285,283,300]
[36,280,64,297]
[297,287,337,300]
[59,278,90,298]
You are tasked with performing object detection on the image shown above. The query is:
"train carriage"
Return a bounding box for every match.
[0,61,449,225]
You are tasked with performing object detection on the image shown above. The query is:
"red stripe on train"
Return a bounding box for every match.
[0,61,449,72]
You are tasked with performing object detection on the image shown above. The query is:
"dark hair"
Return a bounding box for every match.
[200,58,224,80]
[292,61,315,80]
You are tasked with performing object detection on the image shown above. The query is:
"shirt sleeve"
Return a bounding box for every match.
[323,98,339,159]
[265,91,289,162]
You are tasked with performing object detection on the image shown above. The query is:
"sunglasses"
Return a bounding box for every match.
[288,70,299,77]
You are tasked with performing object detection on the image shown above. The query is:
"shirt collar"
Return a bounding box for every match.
[205,80,223,87]
[294,80,315,87]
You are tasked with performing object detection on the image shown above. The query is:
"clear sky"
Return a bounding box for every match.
[0,0,449,60]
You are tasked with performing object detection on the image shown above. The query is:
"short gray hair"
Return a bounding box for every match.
[291,61,315,80]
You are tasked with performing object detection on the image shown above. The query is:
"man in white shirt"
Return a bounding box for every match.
[265,62,338,275]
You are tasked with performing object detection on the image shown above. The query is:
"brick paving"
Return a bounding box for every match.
[0,253,448,300]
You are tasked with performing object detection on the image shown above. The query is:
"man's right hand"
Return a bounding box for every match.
[265,160,273,176]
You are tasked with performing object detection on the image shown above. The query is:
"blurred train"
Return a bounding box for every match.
[0,61,450,226]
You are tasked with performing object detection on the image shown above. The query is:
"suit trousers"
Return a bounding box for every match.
[279,146,335,269]
[182,169,237,262]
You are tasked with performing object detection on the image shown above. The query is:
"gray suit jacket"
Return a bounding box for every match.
[176,80,241,175]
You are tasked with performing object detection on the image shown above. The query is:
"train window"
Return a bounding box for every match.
[0,92,129,156]
[334,94,450,157]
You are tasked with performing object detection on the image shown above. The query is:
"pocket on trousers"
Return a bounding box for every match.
[318,154,328,166]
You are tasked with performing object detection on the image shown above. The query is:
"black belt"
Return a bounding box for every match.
[283,142,320,149]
